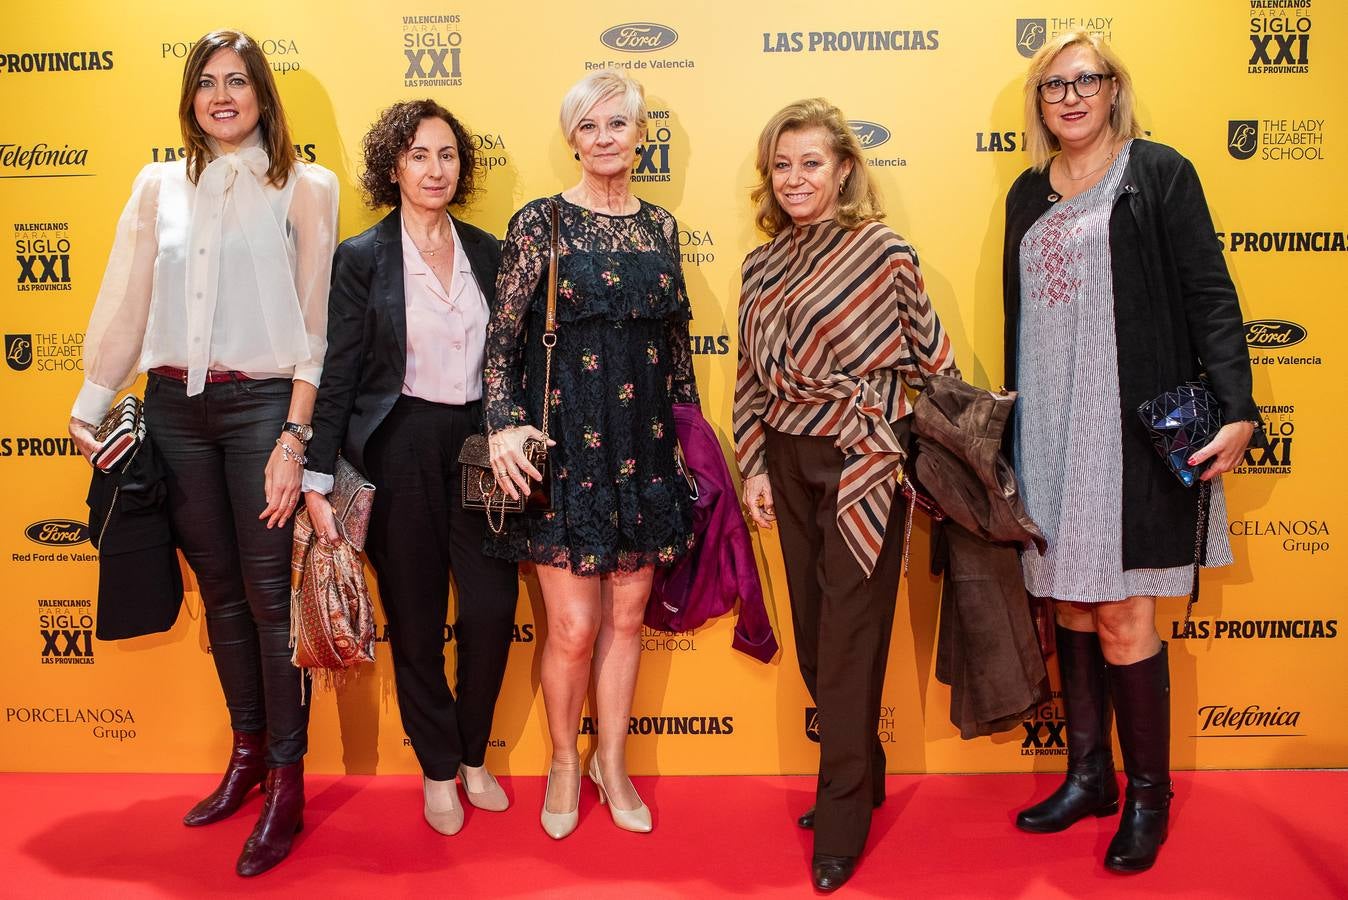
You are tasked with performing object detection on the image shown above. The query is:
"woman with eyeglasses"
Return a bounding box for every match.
[1003,32,1258,873]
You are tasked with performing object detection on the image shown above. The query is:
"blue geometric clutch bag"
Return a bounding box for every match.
[1136,380,1223,488]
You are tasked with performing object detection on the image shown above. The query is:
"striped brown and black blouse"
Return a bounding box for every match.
[733,218,958,575]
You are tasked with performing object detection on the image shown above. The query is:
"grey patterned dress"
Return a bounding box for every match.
[1014,141,1231,602]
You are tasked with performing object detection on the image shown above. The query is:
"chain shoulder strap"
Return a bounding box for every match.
[539,199,559,439]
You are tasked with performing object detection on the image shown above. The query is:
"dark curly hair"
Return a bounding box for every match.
[359,99,477,209]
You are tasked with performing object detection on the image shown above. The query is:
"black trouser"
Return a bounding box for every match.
[364,396,519,782]
[764,423,909,858]
[144,374,307,767]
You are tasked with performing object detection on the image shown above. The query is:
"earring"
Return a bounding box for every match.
[839,177,847,196]
[574,151,580,161]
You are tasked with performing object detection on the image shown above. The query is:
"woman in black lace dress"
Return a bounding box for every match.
[484,69,698,839]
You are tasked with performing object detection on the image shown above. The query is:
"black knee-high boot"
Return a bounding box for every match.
[1016,626,1119,833]
[1105,643,1172,873]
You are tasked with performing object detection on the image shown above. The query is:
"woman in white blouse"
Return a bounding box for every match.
[304,100,519,837]
[67,30,338,877]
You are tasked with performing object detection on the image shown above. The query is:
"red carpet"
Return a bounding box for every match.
[2,771,1344,897]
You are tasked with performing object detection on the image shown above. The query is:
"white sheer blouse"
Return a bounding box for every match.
[72,130,339,424]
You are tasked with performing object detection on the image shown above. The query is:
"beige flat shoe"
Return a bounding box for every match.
[459,764,509,812]
[589,754,652,833]
[539,766,580,840]
[423,775,464,836]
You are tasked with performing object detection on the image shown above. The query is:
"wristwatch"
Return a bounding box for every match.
[283,421,314,443]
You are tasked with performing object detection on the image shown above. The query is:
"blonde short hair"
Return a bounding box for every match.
[559,68,647,148]
[1023,30,1142,172]
[750,98,883,237]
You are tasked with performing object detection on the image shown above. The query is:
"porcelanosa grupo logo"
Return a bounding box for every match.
[1016,19,1047,57]
[600,23,679,53]
[1248,0,1311,75]
[401,14,463,87]
[161,37,300,76]
[1229,518,1330,555]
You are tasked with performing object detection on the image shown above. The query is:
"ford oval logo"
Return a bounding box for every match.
[848,120,891,150]
[1244,319,1307,348]
[26,519,90,546]
[599,23,679,53]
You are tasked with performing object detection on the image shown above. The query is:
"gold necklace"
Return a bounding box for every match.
[1061,145,1118,182]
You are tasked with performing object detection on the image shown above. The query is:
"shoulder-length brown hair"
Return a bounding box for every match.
[1022,30,1143,172]
[751,98,883,238]
[358,99,478,209]
[177,30,295,187]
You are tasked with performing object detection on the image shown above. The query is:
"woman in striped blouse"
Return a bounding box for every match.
[733,97,958,893]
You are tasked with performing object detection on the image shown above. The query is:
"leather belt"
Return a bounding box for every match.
[149,366,252,384]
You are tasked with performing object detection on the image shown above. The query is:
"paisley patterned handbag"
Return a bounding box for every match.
[289,457,375,676]
[460,199,558,534]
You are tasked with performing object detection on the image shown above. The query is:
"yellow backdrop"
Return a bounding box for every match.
[2,0,1344,776]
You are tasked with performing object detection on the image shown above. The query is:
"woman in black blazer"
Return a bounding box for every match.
[305,100,518,835]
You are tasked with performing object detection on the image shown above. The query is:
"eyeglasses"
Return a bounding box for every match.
[1037,72,1113,103]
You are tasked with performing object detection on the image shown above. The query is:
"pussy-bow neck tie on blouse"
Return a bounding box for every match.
[183,146,307,395]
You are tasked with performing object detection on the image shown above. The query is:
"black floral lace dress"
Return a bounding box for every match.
[482,195,699,575]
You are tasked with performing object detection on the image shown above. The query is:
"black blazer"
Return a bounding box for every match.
[308,208,502,477]
[1001,139,1258,568]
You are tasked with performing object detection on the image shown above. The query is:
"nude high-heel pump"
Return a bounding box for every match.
[422,776,464,836]
[539,766,580,840]
[588,755,652,833]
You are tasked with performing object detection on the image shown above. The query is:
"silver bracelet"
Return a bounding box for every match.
[275,438,308,466]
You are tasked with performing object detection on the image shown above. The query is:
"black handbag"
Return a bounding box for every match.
[459,199,558,533]
[1137,379,1223,627]
[1136,379,1222,488]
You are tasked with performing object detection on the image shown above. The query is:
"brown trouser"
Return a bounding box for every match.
[764,422,909,858]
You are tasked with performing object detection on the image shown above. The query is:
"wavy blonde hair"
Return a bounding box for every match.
[751,98,883,237]
[1023,30,1142,172]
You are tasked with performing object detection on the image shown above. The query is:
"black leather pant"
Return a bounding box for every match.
[144,374,308,767]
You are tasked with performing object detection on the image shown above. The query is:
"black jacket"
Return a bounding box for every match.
[308,209,502,477]
[1002,139,1259,569]
[87,435,183,640]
